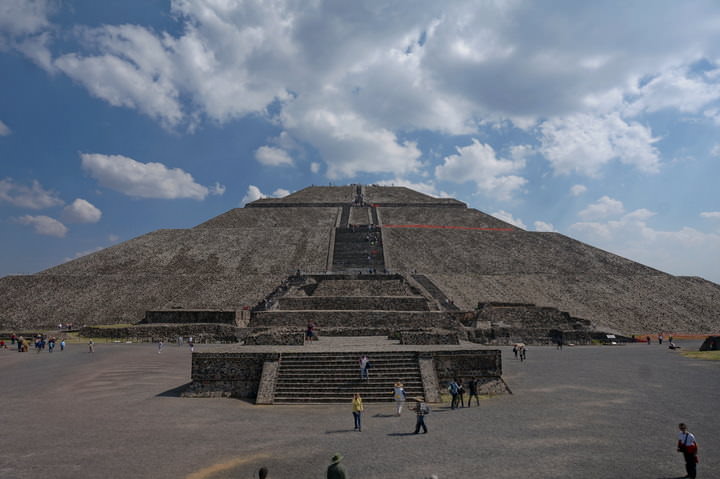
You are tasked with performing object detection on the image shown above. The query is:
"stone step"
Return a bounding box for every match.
[251,310,457,328]
[277,296,430,311]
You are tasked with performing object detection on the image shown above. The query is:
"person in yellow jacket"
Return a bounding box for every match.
[352,392,364,432]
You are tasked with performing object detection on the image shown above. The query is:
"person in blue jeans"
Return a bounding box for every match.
[412,398,430,434]
[352,393,363,432]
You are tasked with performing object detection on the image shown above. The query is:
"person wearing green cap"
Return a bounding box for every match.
[327,453,347,479]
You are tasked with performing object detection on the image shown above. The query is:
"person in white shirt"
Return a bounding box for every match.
[676,423,698,479]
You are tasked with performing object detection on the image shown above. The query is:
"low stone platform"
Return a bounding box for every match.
[185,336,505,403]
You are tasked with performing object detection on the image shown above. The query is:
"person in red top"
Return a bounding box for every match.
[677,423,698,478]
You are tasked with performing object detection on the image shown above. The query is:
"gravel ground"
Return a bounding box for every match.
[0,339,717,479]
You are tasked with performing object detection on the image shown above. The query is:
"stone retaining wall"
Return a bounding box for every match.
[143,310,238,325]
[277,296,429,311]
[183,352,279,398]
[251,310,458,329]
[400,329,460,345]
[79,323,240,343]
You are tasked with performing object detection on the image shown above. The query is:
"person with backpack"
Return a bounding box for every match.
[677,423,698,478]
[448,379,459,409]
[412,397,430,434]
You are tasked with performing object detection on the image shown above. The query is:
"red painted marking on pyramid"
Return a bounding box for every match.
[382,224,514,231]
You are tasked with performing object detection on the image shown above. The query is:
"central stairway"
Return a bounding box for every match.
[273,351,424,403]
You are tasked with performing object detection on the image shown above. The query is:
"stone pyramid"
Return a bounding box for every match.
[1,184,719,336]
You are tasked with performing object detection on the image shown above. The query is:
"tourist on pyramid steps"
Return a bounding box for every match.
[305,321,317,342]
[520,346,527,362]
[412,397,430,434]
[359,355,370,380]
[257,466,268,479]
[456,378,466,407]
[467,377,480,406]
[647,335,651,344]
[157,340,164,353]
[513,345,518,359]
[88,339,94,353]
[60,339,66,351]
[352,392,363,431]
[677,423,698,479]
[448,379,459,409]
[0,339,6,349]
[658,333,664,345]
[393,382,406,415]
[326,453,347,479]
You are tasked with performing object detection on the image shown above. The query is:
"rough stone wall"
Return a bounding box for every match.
[183,352,279,398]
[469,327,593,346]
[277,296,429,311]
[380,206,518,229]
[194,206,339,228]
[288,277,416,297]
[242,329,305,345]
[79,323,240,343]
[432,350,502,382]
[400,329,460,345]
[251,310,459,329]
[143,310,237,325]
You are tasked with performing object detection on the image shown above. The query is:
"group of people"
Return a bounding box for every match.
[447,377,481,409]
[4,334,66,353]
[512,344,528,361]
[349,388,431,436]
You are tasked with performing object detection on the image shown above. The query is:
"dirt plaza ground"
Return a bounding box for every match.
[1,339,717,479]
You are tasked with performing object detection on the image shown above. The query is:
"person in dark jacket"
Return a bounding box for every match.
[327,453,347,479]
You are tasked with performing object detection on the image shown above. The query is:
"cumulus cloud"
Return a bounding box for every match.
[0,0,52,38]
[62,198,102,223]
[240,185,289,205]
[491,210,526,229]
[310,162,321,174]
[0,178,63,209]
[570,184,587,196]
[281,104,422,179]
[80,153,216,200]
[578,196,625,221]
[16,214,67,237]
[539,113,661,177]
[700,211,720,219]
[534,221,555,232]
[0,120,11,136]
[255,146,294,166]
[435,139,526,200]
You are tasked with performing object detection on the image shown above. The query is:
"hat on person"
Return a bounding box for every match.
[331,453,343,464]
[394,381,403,387]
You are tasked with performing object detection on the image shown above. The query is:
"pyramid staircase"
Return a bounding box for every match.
[273,351,424,403]
[331,226,385,272]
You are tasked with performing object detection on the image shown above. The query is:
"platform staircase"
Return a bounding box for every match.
[331,226,385,272]
[273,351,424,403]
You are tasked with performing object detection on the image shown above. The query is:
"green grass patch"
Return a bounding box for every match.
[680,350,720,361]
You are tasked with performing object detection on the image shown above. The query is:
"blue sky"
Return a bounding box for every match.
[1,0,719,282]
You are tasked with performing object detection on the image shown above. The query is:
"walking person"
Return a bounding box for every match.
[393,381,406,416]
[60,339,66,351]
[457,378,466,408]
[88,339,94,353]
[677,423,698,479]
[412,397,430,434]
[359,355,370,380]
[157,340,164,353]
[352,392,363,432]
[327,453,347,479]
[467,377,480,406]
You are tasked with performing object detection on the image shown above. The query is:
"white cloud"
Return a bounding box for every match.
[272,188,290,197]
[0,178,63,209]
[570,210,720,281]
[108,234,120,242]
[711,144,720,158]
[578,196,625,220]
[62,198,102,224]
[80,153,213,200]
[16,214,67,237]
[0,0,52,37]
[209,182,226,196]
[491,210,526,229]
[255,146,294,166]
[0,120,11,136]
[539,113,661,176]
[241,185,266,206]
[310,162,321,174]
[624,67,720,117]
[701,211,720,219]
[435,139,526,200]
[281,105,422,179]
[570,184,587,196]
[534,221,555,232]
[509,144,534,161]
